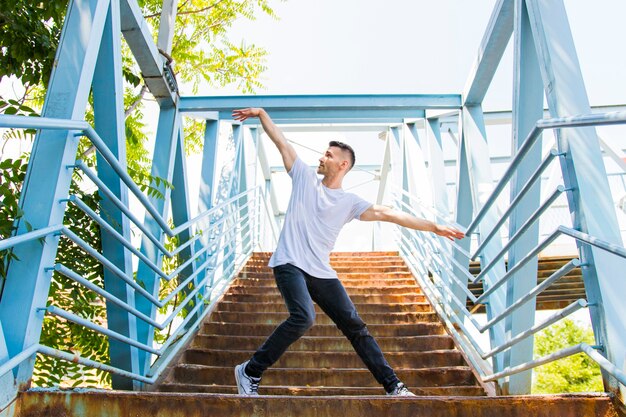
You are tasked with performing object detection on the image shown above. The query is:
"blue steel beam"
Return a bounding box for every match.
[0,0,110,389]
[461,105,508,375]
[179,94,461,114]
[463,0,515,105]
[527,0,626,400]
[92,0,139,389]
[216,109,427,124]
[502,0,543,395]
[120,0,176,105]
[170,126,202,329]
[135,107,180,376]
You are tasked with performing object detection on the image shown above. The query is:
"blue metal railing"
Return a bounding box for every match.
[0,114,278,389]
[391,110,626,392]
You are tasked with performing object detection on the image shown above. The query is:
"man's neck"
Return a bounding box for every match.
[321,175,343,189]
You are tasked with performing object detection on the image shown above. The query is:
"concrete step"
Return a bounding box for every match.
[215,301,433,314]
[192,335,455,352]
[156,383,487,396]
[15,391,618,417]
[201,322,446,337]
[209,311,440,325]
[182,349,466,369]
[172,365,478,388]
[221,293,429,304]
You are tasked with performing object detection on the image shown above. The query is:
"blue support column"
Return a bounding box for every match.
[170,127,201,326]
[527,0,626,399]
[135,107,179,376]
[454,115,474,302]
[425,119,463,310]
[501,0,544,395]
[196,120,220,289]
[462,105,508,375]
[237,129,251,251]
[222,124,244,278]
[92,0,138,389]
[0,0,109,389]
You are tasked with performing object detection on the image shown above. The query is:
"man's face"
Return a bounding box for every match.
[317,146,346,175]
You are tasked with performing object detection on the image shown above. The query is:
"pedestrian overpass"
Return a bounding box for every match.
[1,0,626,415]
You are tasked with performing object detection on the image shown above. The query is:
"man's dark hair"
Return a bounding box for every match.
[329,140,356,170]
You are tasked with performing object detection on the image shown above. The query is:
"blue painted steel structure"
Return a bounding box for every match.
[1,0,626,411]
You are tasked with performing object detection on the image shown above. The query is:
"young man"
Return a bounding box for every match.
[231,108,465,397]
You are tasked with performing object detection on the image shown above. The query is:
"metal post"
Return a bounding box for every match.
[462,105,508,375]
[0,0,110,390]
[170,127,201,327]
[135,107,179,376]
[92,0,138,389]
[501,0,544,395]
[527,0,626,400]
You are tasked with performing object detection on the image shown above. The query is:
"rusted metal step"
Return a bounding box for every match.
[201,322,445,337]
[172,365,478,388]
[209,311,440,325]
[14,391,618,417]
[215,301,433,314]
[155,383,487,396]
[192,335,455,352]
[221,293,428,304]
[183,349,467,369]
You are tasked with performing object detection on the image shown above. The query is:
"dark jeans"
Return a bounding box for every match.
[245,263,400,392]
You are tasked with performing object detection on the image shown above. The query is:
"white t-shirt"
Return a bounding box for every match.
[268,157,372,278]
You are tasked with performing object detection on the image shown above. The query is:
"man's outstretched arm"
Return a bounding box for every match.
[232,108,297,172]
[360,204,465,241]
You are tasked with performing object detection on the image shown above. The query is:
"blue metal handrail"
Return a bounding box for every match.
[464,110,626,236]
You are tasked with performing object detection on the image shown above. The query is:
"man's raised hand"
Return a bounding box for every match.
[232,108,262,122]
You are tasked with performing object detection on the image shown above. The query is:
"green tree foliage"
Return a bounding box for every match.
[533,319,603,394]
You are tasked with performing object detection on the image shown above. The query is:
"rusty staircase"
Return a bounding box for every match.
[9,252,620,416]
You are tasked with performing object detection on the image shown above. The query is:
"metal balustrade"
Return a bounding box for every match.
[390,110,626,397]
[0,113,278,391]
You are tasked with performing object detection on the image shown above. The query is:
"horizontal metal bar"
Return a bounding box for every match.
[471,149,559,259]
[37,344,154,384]
[60,228,162,306]
[70,196,169,280]
[0,114,89,131]
[45,306,160,355]
[474,186,565,284]
[0,343,38,379]
[536,110,626,130]
[560,226,626,259]
[581,343,626,387]
[178,94,463,113]
[483,299,587,360]
[465,110,626,237]
[479,259,581,332]
[82,126,173,236]
[75,161,171,257]
[54,264,164,329]
[0,224,64,251]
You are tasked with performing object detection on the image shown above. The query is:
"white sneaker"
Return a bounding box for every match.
[386,382,416,397]
[235,360,261,396]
